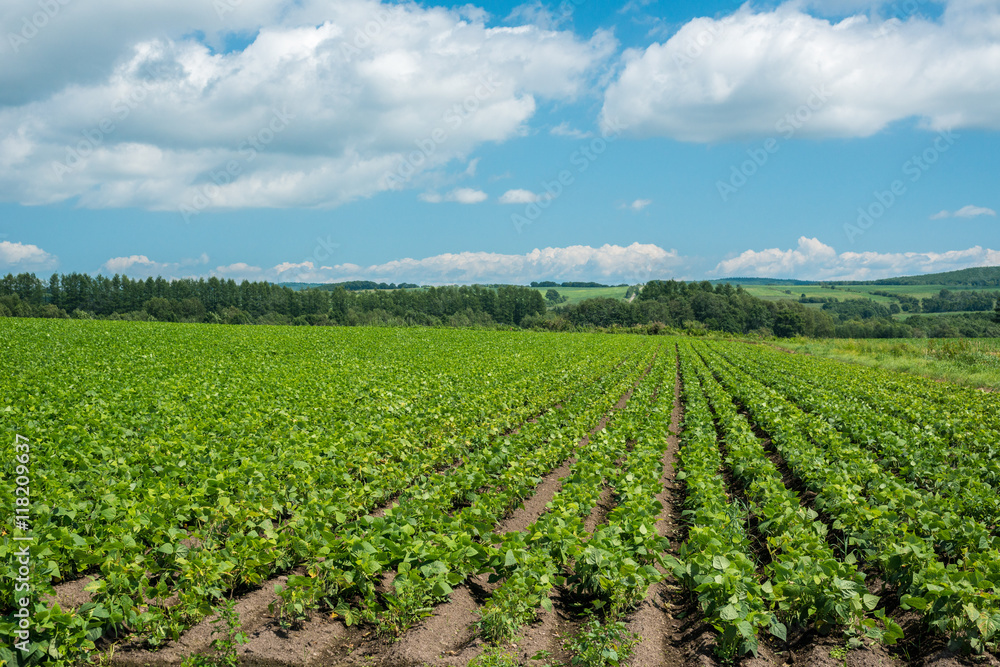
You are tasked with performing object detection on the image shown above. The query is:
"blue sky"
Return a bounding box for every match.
[0,0,997,284]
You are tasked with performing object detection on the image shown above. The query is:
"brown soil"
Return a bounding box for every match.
[627,352,689,667]
[508,589,577,666]
[112,573,296,665]
[494,457,575,536]
[583,485,614,535]
[47,574,97,609]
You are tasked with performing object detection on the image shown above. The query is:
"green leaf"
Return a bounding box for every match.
[720,604,739,621]
[431,581,453,597]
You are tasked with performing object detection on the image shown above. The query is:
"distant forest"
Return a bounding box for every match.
[0,273,545,327]
[1,272,998,338]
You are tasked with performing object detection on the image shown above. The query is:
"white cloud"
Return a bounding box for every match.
[955,205,997,218]
[499,188,550,204]
[323,242,684,284]
[421,187,488,204]
[932,204,997,219]
[550,121,593,139]
[0,241,58,271]
[101,253,208,278]
[449,187,489,204]
[102,255,160,273]
[714,236,1000,281]
[621,198,652,211]
[195,242,686,284]
[0,0,617,210]
[504,2,571,30]
[602,2,1000,141]
[215,262,263,279]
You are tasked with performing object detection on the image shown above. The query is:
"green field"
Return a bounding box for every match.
[535,285,629,306]
[846,283,999,300]
[741,284,895,303]
[6,319,1000,666]
[779,336,1000,388]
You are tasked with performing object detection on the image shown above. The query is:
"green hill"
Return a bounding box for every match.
[870,266,1000,286]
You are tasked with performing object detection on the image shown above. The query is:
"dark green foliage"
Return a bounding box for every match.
[0,273,545,328]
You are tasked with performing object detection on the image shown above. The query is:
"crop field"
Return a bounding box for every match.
[4,320,1000,667]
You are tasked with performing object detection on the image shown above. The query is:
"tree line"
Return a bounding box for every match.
[0,273,545,327]
[532,280,1000,338]
[1,272,997,338]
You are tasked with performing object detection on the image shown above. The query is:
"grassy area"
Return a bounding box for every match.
[848,283,999,300]
[741,284,896,304]
[537,285,629,306]
[740,282,999,303]
[778,337,1000,390]
[893,309,982,320]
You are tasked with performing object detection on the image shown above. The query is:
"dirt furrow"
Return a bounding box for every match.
[47,574,97,610]
[627,353,689,667]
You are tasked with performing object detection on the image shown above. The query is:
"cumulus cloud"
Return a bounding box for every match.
[498,188,551,204]
[621,198,652,211]
[194,243,685,284]
[714,236,1000,281]
[0,0,616,211]
[0,241,58,271]
[602,2,1000,141]
[101,253,208,278]
[214,262,263,278]
[930,205,997,219]
[420,187,488,204]
[320,242,684,284]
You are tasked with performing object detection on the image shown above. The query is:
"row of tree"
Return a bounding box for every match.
[0,273,546,327]
[2,272,998,338]
[537,280,1000,338]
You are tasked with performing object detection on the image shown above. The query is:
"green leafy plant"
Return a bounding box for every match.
[565,613,638,667]
[468,646,521,667]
